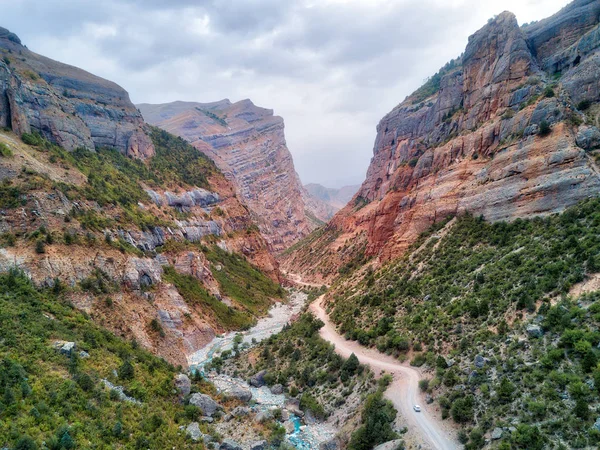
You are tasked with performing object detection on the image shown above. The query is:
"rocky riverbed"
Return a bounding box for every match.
[188,290,336,449]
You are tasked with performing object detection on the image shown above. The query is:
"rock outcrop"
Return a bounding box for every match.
[283,1,600,281]
[138,100,330,252]
[0,27,154,158]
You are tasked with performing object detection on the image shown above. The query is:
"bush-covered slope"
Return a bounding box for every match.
[326,198,600,448]
[0,269,201,449]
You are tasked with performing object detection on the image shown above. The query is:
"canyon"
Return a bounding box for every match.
[3,1,600,449]
[138,100,332,253]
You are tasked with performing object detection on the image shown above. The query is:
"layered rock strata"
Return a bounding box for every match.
[283,1,600,280]
[138,100,331,252]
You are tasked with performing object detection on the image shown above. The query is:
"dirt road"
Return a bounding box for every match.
[310,296,458,450]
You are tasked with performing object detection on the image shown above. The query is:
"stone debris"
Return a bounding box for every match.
[250,441,267,450]
[189,393,220,417]
[492,427,503,440]
[219,439,242,450]
[373,440,404,450]
[225,386,252,403]
[270,384,284,395]
[249,370,267,387]
[526,324,544,338]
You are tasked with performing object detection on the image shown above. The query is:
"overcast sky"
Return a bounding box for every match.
[3,0,569,188]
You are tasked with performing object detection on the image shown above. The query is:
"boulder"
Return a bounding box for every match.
[226,386,252,403]
[594,417,600,432]
[175,373,192,397]
[249,370,267,387]
[491,427,503,440]
[576,126,600,150]
[79,350,90,359]
[319,438,339,450]
[189,393,220,417]
[425,394,434,404]
[250,441,267,450]
[285,399,304,417]
[186,422,202,441]
[55,341,76,356]
[231,406,251,417]
[254,410,273,423]
[220,439,242,450]
[283,420,296,434]
[526,324,544,338]
[373,439,404,450]
[270,384,284,395]
[474,355,485,368]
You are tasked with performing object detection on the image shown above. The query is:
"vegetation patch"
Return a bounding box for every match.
[0,269,211,449]
[329,197,600,448]
[163,265,253,330]
[205,245,283,316]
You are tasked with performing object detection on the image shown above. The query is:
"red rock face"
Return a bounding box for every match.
[138,100,331,253]
[284,4,600,281]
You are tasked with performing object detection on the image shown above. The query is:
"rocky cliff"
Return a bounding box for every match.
[0,27,154,158]
[138,100,331,252]
[0,29,282,367]
[283,0,600,281]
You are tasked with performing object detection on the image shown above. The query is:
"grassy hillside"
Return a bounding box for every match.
[327,198,600,448]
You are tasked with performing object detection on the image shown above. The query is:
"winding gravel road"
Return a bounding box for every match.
[310,295,458,450]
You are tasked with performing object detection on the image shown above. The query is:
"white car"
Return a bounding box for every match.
[413,405,421,412]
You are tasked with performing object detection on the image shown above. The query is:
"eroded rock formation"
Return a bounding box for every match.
[138,100,331,252]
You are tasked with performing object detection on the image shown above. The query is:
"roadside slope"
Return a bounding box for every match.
[310,296,458,450]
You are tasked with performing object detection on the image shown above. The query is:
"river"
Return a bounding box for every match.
[187,290,336,449]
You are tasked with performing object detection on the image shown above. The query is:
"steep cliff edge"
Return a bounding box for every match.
[138,100,331,252]
[283,0,600,281]
[0,27,154,158]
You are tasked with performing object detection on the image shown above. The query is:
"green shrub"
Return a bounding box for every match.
[34,240,46,254]
[0,142,13,157]
[577,99,592,111]
[21,132,44,146]
[348,390,397,450]
[450,396,474,423]
[163,265,253,330]
[538,120,551,136]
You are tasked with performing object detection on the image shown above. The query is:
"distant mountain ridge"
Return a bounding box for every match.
[304,183,360,214]
[138,100,332,252]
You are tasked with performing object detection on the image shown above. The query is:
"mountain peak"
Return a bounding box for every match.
[0,26,21,45]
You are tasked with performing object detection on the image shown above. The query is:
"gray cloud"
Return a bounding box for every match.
[1,0,569,187]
